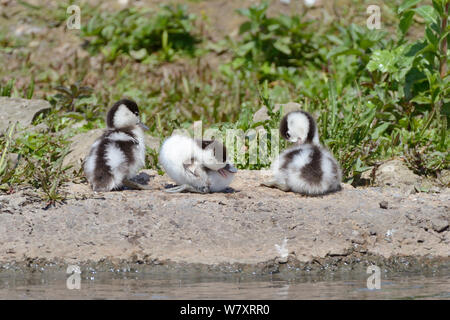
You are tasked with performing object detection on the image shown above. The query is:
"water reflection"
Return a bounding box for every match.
[0,272,448,300]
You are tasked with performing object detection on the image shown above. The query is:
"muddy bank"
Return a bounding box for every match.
[0,170,449,274]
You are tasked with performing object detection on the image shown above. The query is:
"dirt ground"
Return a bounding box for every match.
[0,170,448,274]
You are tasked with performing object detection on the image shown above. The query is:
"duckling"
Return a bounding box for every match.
[262,110,341,195]
[159,134,237,193]
[83,99,151,192]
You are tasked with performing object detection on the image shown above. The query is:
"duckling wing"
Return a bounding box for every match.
[194,139,228,171]
[182,161,210,185]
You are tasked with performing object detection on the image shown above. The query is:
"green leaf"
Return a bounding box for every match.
[236,41,255,56]
[239,21,252,34]
[371,122,390,139]
[355,158,371,172]
[130,48,147,60]
[404,67,426,99]
[356,107,376,127]
[431,0,444,16]
[78,87,94,95]
[367,50,397,73]
[101,25,115,39]
[405,40,428,57]
[425,26,439,48]
[55,86,72,97]
[442,102,450,116]
[328,79,338,129]
[273,39,291,55]
[399,10,415,34]
[26,79,35,99]
[231,57,246,69]
[326,35,344,45]
[398,0,421,13]
[410,94,432,104]
[236,8,250,18]
[414,5,438,24]
[329,48,364,59]
[63,112,85,121]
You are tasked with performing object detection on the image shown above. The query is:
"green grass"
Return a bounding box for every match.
[81,4,199,62]
[0,0,448,197]
[0,122,72,201]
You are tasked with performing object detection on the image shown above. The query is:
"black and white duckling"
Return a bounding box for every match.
[159,134,237,193]
[83,99,150,192]
[262,110,342,195]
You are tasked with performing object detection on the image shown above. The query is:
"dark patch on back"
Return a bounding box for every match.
[301,146,323,185]
[281,148,303,169]
[92,128,138,190]
[113,140,136,165]
[300,111,316,144]
[110,128,138,164]
[106,99,139,128]
[93,139,113,190]
[195,139,227,163]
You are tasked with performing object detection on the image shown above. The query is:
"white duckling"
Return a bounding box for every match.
[262,110,342,195]
[83,99,150,191]
[159,134,237,193]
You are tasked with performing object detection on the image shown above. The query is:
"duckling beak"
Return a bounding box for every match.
[138,121,149,131]
[224,163,238,173]
[218,164,237,178]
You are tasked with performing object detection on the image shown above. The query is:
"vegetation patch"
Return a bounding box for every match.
[81,4,200,62]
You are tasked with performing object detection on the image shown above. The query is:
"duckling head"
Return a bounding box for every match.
[106,99,148,130]
[199,139,237,175]
[279,110,319,145]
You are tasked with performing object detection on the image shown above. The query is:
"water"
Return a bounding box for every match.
[0,271,448,299]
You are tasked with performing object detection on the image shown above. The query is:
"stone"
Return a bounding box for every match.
[0,170,449,269]
[14,24,47,37]
[379,201,388,209]
[63,129,103,171]
[0,97,51,131]
[438,170,450,187]
[8,196,27,208]
[252,102,303,124]
[374,159,421,188]
[145,135,161,151]
[431,218,449,233]
[252,106,271,123]
[360,169,374,185]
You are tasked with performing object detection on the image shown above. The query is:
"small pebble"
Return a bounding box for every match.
[379,201,388,209]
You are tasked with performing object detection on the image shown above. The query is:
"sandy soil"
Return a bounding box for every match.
[0,170,448,274]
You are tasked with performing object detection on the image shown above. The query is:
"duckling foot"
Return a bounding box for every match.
[123,179,153,190]
[165,184,210,194]
[261,180,291,192]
